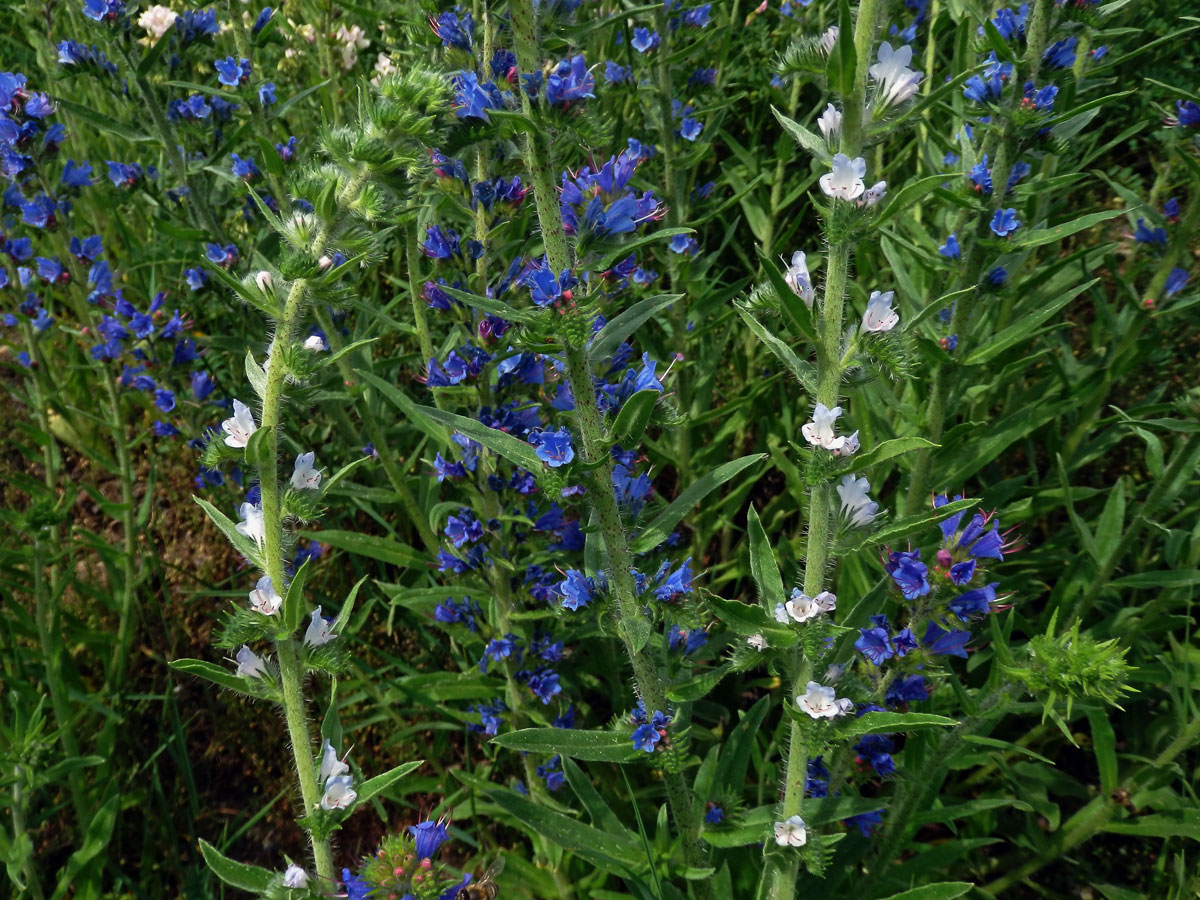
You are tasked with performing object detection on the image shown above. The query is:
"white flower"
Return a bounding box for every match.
[869,43,923,107]
[858,180,887,209]
[835,698,855,715]
[290,451,323,490]
[774,814,808,847]
[283,865,309,889]
[747,633,767,651]
[862,290,899,333]
[835,430,860,457]
[372,53,397,84]
[320,739,350,782]
[773,602,790,624]
[825,662,845,683]
[303,334,327,351]
[236,644,266,677]
[783,250,815,307]
[221,399,257,449]
[837,474,879,527]
[820,25,839,54]
[814,591,837,612]
[802,403,847,451]
[317,254,334,271]
[137,5,178,40]
[796,681,850,719]
[249,575,282,615]
[816,103,842,142]
[785,589,821,623]
[304,606,337,647]
[819,153,867,201]
[236,502,266,548]
[334,24,369,70]
[320,775,357,810]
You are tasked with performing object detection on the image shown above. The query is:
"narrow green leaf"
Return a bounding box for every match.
[326,337,378,366]
[135,32,172,75]
[835,711,958,738]
[169,658,252,694]
[561,757,629,835]
[612,390,659,443]
[198,839,273,893]
[706,595,795,645]
[667,664,730,702]
[589,227,692,273]
[438,284,542,324]
[53,97,151,142]
[826,0,857,97]
[323,456,372,493]
[771,106,831,162]
[355,370,449,447]
[485,789,644,869]
[193,496,262,564]
[1103,812,1200,840]
[493,728,640,763]
[281,559,310,634]
[734,306,816,394]
[306,530,424,567]
[631,454,766,553]
[831,436,939,476]
[332,576,368,635]
[873,174,959,229]
[844,496,978,552]
[1110,570,1200,588]
[876,883,974,900]
[746,506,786,610]
[244,349,268,400]
[356,760,423,805]
[273,79,332,117]
[416,404,545,473]
[964,280,1096,365]
[1012,209,1126,250]
[589,294,680,363]
[1086,709,1119,797]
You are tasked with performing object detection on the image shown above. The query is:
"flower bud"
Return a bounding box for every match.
[255,270,273,291]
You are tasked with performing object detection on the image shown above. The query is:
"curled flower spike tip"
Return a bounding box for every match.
[820,153,867,201]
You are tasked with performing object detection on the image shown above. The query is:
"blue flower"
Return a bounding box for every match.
[985,267,1007,287]
[214,57,251,87]
[845,809,884,837]
[679,117,703,141]
[855,627,894,665]
[1175,100,1200,128]
[342,869,374,900]
[893,627,918,657]
[705,804,723,824]
[106,161,144,188]
[431,10,473,49]
[82,0,124,23]
[522,666,562,704]
[409,818,450,859]
[631,28,660,52]
[276,136,298,162]
[886,550,930,599]
[451,71,504,121]
[1165,267,1189,297]
[947,582,999,620]
[258,82,276,106]
[683,3,712,26]
[530,427,574,467]
[1023,81,1057,111]
[21,194,57,229]
[558,569,594,610]
[990,208,1020,237]
[545,55,595,105]
[949,558,977,584]
[632,723,661,752]
[886,675,929,704]
[231,153,259,180]
[152,420,179,437]
[605,61,632,84]
[653,557,693,602]
[938,232,960,259]
[537,755,564,791]
[1042,36,1076,70]
[922,621,970,657]
[252,7,273,33]
[1134,218,1167,246]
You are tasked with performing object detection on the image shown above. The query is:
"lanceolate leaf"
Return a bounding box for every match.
[589,294,680,363]
[631,454,767,553]
[194,496,263,566]
[836,711,958,738]
[198,839,273,893]
[493,728,640,762]
[416,404,545,473]
[356,760,423,805]
[169,659,253,694]
[772,106,831,163]
[746,505,786,610]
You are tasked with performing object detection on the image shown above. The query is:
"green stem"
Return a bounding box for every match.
[102,368,140,695]
[767,0,878,893]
